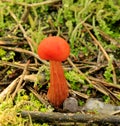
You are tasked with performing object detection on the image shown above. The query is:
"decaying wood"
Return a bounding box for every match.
[21,111,120,124]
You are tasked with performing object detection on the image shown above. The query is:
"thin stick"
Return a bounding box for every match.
[0,46,48,65]
[0,76,20,101]
[83,23,110,61]
[12,60,30,99]
[0,61,38,71]
[67,57,92,84]
[89,76,120,89]
[26,86,49,107]
[83,23,117,84]
[67,57,112,97]
[70,90,89,99]
[7,8,38,64]
[1,0,61,7]
[84,23,120,47]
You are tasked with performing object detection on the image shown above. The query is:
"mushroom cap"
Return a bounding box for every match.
[38,36,70,61]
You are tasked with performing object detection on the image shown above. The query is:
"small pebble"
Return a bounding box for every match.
[63,97,78,113]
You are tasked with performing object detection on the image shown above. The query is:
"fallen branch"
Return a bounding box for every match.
[21,111,120,124]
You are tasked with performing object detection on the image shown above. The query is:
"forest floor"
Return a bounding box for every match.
[0,0,120,125]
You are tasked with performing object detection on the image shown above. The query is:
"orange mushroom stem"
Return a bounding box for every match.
[48,61,68,107]
[37,36,70,107]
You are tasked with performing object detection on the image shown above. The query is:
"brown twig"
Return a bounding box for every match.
[26,86,49,108]
[67,57,109,95]
[89,76,120,89]
[92,81,120,103]
[83,23,117,84]
[67,57,92,84]
[70,90,89,99]
[21,111,120,124]
[67,57,110,96]
[7,7,38,64]
[1,0,61,7]
[84,23,120,48]
[0,46,48,65]
[99,83,120,103]
[0,40,27,46]
[12,60,30,99]
[0,76,21,101]
[83,23,110,61]
[0,61,38,71]
[8,8,35,48]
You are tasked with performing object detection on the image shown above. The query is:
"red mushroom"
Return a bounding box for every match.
[37,36,70,107]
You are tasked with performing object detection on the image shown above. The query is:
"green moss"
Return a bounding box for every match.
[65,70,85,90]
[1,51,15,61]
[0,48,6,58]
